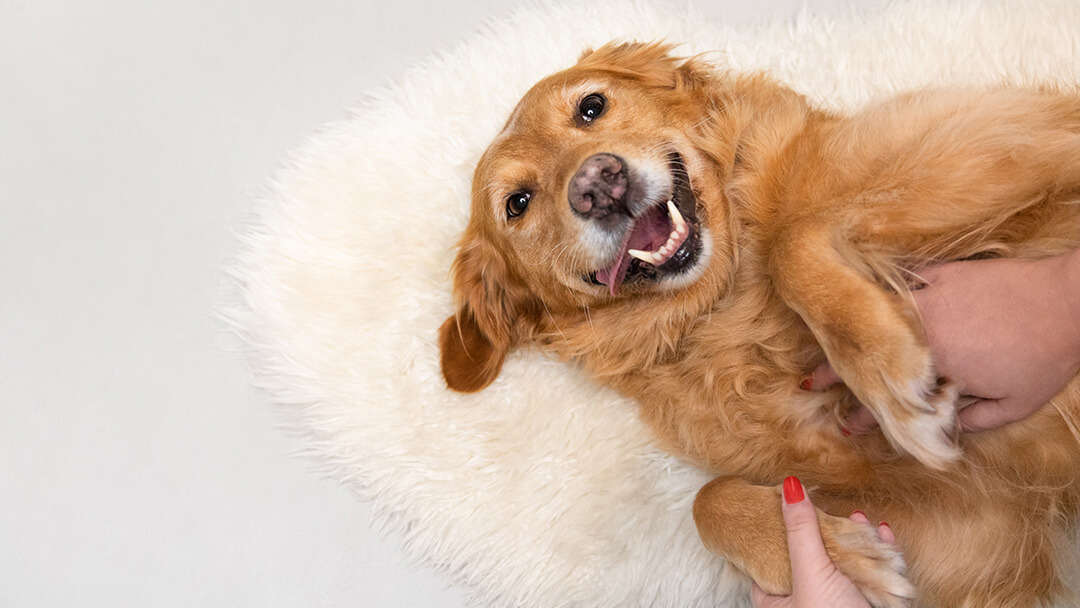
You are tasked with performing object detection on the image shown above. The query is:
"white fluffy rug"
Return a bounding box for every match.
[224,1,1080,606]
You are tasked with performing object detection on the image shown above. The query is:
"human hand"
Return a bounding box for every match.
[806,250,1080,432]
[752,476,895,608]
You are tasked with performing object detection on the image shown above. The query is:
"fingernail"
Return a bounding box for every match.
[879,521,891,530]
[851,510,866,518]
[799,376,813,391]
[783,476,805,504]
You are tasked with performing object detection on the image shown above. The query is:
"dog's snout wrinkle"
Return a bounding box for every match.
[568,153,629,217]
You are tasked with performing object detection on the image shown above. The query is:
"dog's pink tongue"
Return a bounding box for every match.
[596,251,632,296]
[595,210,670,295]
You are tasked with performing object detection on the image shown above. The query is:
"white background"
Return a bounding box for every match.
[2,1,885,606]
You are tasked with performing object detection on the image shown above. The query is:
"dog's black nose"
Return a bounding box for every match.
[568,153,629,217]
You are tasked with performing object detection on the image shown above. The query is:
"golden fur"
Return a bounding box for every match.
[439,42,1080,607]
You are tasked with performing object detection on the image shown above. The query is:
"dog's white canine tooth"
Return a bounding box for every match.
[628,249,655,263]
[667,199,686,231]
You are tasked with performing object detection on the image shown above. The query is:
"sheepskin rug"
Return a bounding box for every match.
[224,1,1080,606]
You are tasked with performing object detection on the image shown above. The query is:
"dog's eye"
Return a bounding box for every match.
[506,191,531,218]
[578,94,606,123]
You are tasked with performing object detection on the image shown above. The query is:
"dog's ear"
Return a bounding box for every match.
[577,41,710,91]
[439,235,537,393]
[439,308,506,393]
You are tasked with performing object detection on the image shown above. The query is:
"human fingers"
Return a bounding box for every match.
[849,510,871,525]
[780,476,833,582]
[803,362,843,391]
[801,369,881,435]
[877,522,895,544]
[850,510,895,543]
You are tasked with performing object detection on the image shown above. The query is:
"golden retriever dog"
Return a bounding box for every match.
[438,42,1080,607]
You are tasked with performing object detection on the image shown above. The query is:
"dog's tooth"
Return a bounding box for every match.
[628,249,655,264]
[667,199,686,231]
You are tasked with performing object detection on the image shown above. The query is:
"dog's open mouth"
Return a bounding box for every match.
[589,153,702,295]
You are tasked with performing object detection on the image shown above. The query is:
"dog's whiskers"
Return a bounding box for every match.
[540,299,567,346]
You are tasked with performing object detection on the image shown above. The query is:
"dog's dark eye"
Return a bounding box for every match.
[506,191,531,218]
[578,94,606,123]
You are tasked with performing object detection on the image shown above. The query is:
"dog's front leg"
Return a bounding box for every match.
[693,477,913,608]
[768,219,960,469]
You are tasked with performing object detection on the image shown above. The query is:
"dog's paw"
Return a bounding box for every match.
[872,371,960,470]
[820,513,915,608]
[866,351,959,470]
[835,327,960,469]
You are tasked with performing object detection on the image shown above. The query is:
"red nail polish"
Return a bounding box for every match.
[841,427,852,437]
[851,510,867,518]
[783,476,805,504]
[879,521,890,528]
[800,376,813,391]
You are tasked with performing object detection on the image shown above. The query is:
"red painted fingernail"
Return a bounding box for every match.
[851,510,866,518]
[879,521,891,530]
[841,427,852,437]
[800,376,813,391]
[783,476,805,504]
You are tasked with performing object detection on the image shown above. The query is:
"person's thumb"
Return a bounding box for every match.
[781,476,832,582]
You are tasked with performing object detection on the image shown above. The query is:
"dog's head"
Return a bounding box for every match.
[440,42,739,392]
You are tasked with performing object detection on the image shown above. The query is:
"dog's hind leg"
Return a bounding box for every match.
[692,476,913,608]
